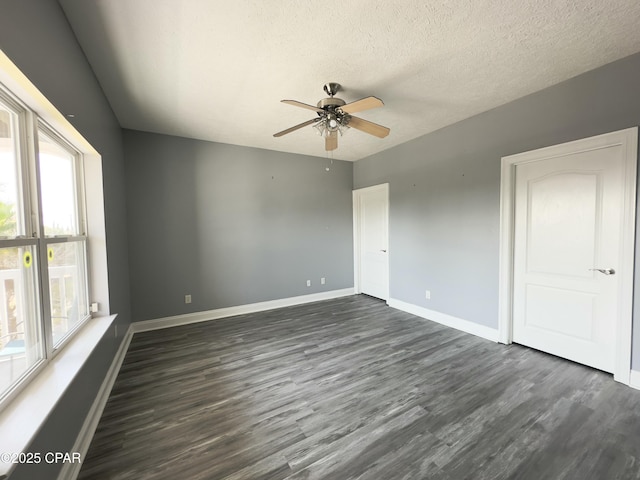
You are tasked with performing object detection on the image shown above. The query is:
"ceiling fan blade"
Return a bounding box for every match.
[281,99,324,113]
[340,96,384,114]
[347,116,390,138]
[325,131,338,151]
[273,118,319,137]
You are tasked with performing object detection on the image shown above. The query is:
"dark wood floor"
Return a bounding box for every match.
[79,295,640,480]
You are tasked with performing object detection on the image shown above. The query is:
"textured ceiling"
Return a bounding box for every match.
[59,0,640,161]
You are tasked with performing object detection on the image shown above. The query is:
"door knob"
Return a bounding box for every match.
[380,249,387,253]
[589,268,615,275]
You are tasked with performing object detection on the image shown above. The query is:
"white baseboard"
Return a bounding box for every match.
[630,370,640,390]
[58,326,134,480]
[388,298,499,342]
[132,288,356,333]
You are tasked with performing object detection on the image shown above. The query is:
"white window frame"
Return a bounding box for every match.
[36,121,91,355]
[0,85,92,409]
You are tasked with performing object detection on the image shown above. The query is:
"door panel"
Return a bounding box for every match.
[527,173,598,277]
[524,284,595,340]
[513,145,623,373]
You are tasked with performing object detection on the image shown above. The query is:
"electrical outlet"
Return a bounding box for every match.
[321,277,326,285]
[185,294,192,304]
[425,290,431,300]
[306,280,311,287]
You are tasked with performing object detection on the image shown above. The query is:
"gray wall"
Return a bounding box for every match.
[0,1,131,478]
[124,130,354,321]
[354,52,640,369]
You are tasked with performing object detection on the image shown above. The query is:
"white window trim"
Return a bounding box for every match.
[0,49,113,477]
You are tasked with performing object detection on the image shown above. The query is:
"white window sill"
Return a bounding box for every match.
[0,314,117,478]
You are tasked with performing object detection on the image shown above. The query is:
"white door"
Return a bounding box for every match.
[354,184,389,300]
[512,144,626,373]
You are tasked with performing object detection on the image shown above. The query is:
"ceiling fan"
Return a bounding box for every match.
[273,83,390,151]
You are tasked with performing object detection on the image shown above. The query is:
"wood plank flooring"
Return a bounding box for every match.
[79,295,640,479]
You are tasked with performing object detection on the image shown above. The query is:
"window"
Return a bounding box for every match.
[0,88,90,405]
[38,127,89,346]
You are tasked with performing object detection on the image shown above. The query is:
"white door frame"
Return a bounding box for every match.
[498,127,638,385]
[353,183,389,300]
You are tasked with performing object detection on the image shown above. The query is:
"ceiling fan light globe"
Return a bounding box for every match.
[338,124,350,136]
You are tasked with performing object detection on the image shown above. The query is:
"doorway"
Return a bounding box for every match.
[499,128,637,383]
[353,183,389,301]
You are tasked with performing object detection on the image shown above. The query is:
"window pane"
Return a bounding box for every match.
[38,132,78,236]
[0,245,43,396]
[47,241,88,345]
[0,105,22,238]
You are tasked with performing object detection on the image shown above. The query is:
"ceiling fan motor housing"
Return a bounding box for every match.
[317,97,346,109]
[317,97,350,130]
